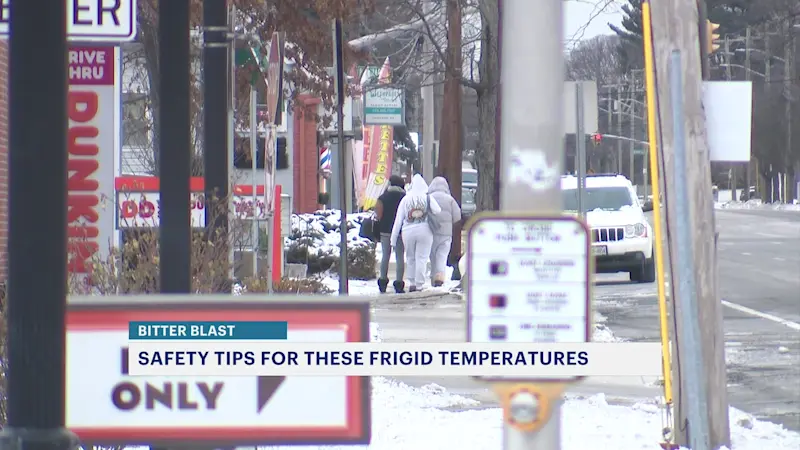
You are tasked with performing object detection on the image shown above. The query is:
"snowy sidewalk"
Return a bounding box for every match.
[253,321,800,450]
[255,376,799,450]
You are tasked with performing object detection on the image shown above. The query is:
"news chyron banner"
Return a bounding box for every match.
[126,325,661,378]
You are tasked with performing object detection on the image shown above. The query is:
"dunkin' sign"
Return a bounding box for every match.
[68,47,118,276]
[115,177,272,228]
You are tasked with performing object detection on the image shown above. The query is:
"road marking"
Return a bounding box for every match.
[721,300,800,332]
[756,232,783,238]
[741,252,752,256]
[774,257,786,261]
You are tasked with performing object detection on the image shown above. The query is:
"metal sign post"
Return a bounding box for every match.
[249,87,259,278]
[264,31,284,293]
[332,18,349,292]
[575,82,587,218]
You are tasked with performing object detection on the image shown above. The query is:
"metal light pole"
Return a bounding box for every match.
[332,18,349,293]
[249,87,259,278]
[628,72,636,183]
[159,0,192,293]
[1,2,79,450]
[203,0,231,291]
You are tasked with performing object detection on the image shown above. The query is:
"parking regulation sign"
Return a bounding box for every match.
[0,0,138,42]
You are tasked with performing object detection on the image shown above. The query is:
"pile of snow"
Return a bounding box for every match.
[284,210,374,256]
[593,323,622,342]
[715,200,800,211]
[260,379,800,450]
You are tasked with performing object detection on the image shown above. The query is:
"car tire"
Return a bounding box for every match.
[637,258,656,283]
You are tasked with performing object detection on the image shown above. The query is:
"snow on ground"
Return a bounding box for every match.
[285,210,374,256]
[267,211,800,449]
[715,200,800,211]
[257,328,799,450]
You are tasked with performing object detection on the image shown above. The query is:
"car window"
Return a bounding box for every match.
[562,186,634,212]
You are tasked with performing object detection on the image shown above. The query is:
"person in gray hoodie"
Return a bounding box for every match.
[427,176,462,287]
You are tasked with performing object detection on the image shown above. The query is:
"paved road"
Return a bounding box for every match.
[372,291,661,411]
[596,208,800,430]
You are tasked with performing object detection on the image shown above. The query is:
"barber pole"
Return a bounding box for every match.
[320,145,331,171]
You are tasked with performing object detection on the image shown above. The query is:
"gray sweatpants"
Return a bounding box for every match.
[379,233,404,281]
[430,235,453,282]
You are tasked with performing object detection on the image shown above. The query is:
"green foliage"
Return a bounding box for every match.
[608,0,645,71]
[333,243,377,280]
[242,276,333,294]
[284,227,337,275]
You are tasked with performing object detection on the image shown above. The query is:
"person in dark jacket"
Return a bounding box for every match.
[375,175,407,293]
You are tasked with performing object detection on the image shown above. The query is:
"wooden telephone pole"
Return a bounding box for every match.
[439,0,464,272]
[648,0,731,448]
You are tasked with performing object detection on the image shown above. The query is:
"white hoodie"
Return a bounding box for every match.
[390,174,442,246]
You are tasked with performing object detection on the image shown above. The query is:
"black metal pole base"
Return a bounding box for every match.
[0,428,80,450]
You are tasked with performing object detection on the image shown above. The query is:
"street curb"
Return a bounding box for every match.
[432,390,660,413]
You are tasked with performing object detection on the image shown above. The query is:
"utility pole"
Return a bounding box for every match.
[607,91,613,172]
[628,72,636,183]
[2,3,79,450]
[616,83,623,173]
[762,32,771,199]
[649,0,731,448]
[723,35,737,200]
[203,0,231,291]
[734,27,753,200]
[439,0,464,277]
[421,0,435,182]
[784,33,794,204]
[744,28,752,199]
[497,1,565,448]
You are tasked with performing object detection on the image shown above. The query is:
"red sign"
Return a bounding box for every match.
[66,298,371,446]
[67,46,117,277]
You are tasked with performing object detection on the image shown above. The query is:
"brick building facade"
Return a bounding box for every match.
[292,94,322,214]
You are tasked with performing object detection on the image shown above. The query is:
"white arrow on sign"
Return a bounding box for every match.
[0,0,138,42]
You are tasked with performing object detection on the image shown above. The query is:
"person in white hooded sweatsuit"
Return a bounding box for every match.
[390,174,441,291]
[427,176,462,286]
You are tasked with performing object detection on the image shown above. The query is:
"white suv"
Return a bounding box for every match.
[561,174,655,283]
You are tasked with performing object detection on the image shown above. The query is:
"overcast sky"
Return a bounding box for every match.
[564,0,623,46]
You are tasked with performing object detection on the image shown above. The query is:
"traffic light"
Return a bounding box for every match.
[591,133,602,147]
[706,20,721,54]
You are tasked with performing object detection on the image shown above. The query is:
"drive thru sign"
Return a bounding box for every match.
[66,295,371,447]
[0,0,137,42]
